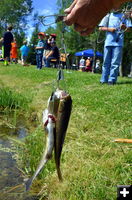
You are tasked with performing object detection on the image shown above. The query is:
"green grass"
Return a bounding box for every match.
[0,63,132,200]
[0,87,30,109]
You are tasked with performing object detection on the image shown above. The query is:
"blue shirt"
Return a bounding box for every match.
[20,45,29,56]
[36,40,44,54]
[99,13,132,47]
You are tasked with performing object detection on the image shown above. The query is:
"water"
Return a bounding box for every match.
[0,116,39,200]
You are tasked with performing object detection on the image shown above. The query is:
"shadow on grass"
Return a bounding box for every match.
[117,80,132,85]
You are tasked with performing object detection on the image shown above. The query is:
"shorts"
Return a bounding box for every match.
[4,44,11,58]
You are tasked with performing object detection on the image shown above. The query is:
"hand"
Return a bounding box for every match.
[64,0,128,35]
[120,24,127,30]
[108,28,117,32]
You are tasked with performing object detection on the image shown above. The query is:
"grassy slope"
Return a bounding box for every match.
[0,63,132,200]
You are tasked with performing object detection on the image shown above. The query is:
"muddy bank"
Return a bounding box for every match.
[0,114,40,200]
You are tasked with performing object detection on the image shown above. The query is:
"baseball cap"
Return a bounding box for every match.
[38,32,45,37]
[50,34,56,37]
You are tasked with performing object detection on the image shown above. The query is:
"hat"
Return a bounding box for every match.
[45,33,49,36]
[50,34,56,37]
[38,32,45,37]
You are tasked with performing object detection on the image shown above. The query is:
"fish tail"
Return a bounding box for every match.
[25,177,33,191]
[25,158,48,191]
[56,166,63,182]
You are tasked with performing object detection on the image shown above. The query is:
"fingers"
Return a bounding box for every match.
[74,24,94,36]
[64,0,78,26]
[63,0,94,35]
[64,7,78,26]
[64,0,77,14]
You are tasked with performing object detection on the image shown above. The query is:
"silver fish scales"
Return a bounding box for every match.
[25,89,72,191]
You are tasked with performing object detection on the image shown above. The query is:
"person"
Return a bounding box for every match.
[43,33,51,67]
[64,0,129,35]
[0,49,3,60]
[1,26,13,65]
[79,57,85,71]
[45,41,60,68]
[10,38,18,64]
[49,34,57,43]
[35,32,45,69]
[95,59,101,73]
[20,41,29,66]
[99,9,132,84]
[85,57,92,72]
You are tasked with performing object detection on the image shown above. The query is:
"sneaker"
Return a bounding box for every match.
[108,82,116,85]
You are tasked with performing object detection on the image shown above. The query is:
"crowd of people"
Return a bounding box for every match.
[0,27,60,68]
[0,0,131,84]
[35,32,60,69]
[79,57,92,72]
[79,57,101,73]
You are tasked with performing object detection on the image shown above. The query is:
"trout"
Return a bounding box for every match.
[25,89,72,191]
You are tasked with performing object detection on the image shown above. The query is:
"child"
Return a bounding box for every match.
[20,41,29,66]
[99,9,132,84]
[79,57,85,71]
[35,32,45,69]
[10,38,18,64]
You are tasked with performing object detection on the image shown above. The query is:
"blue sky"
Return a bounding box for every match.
[26,0,58,41]
[32,0,58,16]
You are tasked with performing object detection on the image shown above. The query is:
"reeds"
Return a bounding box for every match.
[0,87,29,110]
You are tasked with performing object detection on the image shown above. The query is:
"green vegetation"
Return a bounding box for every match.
[0,63,132,199]
[0,87,30,109]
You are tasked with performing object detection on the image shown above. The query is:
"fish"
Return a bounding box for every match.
[54,90,72,181]
[25,89,72,191]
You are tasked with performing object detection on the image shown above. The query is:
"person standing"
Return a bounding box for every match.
[10,38,18,64]
[85,57,92,72]
[20,41,29,66]
[99,10,132,84]
[35,32,45,70]
[2,26,14,65]
[79,57,85,71]
[95,59,101,73]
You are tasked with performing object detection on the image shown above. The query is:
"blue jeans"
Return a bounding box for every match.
[100,46,122,83]
[36,54,43,69]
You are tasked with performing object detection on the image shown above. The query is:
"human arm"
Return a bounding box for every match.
[35,40,44,50]
[64,0,130,35]
[46,50,53,59]
[35,46,44,50]
[99,27,117,32]
[0,38,3,42]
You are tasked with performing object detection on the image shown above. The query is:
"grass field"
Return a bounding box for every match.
[0,63,132,200]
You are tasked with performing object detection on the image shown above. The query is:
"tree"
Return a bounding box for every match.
[26,24,40,65]
[0,0,33,35]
